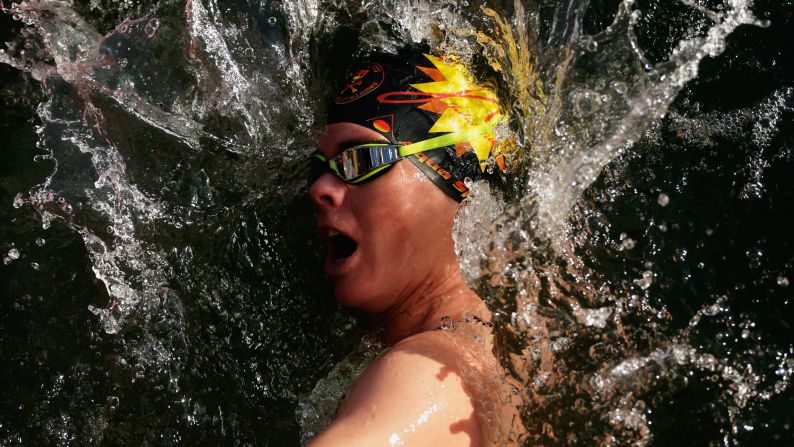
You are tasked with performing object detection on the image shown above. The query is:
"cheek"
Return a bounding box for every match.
[365,169,455,264]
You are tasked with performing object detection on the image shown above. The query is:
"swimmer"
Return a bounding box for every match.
[305,49,522,446]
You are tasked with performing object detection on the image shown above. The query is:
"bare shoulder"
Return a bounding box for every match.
[308,331,481,447]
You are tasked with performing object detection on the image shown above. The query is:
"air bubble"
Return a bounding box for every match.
[657,193,670,207]
[778,276,790,288]
[7,249,20,260]
[612,81,628,95]
[31,262,39,270]
[35,238,45,246]
[267,16,277,25]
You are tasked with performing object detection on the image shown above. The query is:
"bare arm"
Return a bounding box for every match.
[307,332,481,447]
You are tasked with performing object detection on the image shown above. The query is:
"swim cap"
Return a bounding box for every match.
[327,51,511,201]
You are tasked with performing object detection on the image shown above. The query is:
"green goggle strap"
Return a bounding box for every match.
[397,121,497,157]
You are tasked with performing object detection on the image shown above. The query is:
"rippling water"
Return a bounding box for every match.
[1,0,793,445]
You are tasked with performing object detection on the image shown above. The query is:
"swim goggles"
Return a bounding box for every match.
[311,123,495,184]
[312,143,407,184]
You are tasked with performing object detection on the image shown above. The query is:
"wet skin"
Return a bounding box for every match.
[308,123,495,446]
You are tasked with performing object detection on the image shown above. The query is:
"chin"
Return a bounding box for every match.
[333,280,387,314]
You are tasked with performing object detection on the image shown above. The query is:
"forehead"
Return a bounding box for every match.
[317,123,389,157]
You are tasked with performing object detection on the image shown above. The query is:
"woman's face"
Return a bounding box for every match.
[310,123,461,314]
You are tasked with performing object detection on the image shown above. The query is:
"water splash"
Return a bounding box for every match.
[2,0,345,443]
[450,0,789,444]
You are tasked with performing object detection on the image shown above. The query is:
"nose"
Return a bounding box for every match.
[309,172,347,210]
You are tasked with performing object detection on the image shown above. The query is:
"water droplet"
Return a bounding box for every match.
[582,36,598,52]
[746,248,764,268]
[573,90,601,117]
[34,349,47,364]
[131,363,145,382]
[35,238,45,246]
[658,223,668,232]
[3,257,12,265]
[634,271,654,290]
[168,374,180,393]
[657,193,670,207]
[701,303,723,317]
[778,276,790,287]
[611,81,628,95]
[618,235,636,251]
[267,16,277,25]
[12,194,25,208]
[7,249,20,260]
[143,18,160,38]
[107,396,120,412]
[30,262,39,270]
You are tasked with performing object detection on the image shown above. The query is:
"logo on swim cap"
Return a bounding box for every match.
[334,62,385,104]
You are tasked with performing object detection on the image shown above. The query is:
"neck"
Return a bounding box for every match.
[375,268,488,345]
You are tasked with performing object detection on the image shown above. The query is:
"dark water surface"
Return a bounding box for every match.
[2,0,794,445]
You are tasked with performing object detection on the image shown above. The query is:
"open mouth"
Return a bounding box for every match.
[329,231,358,262]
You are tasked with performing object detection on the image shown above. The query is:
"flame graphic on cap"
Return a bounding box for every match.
[411,54,505,171]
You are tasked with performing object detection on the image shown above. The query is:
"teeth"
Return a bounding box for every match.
[328,229,340,237]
